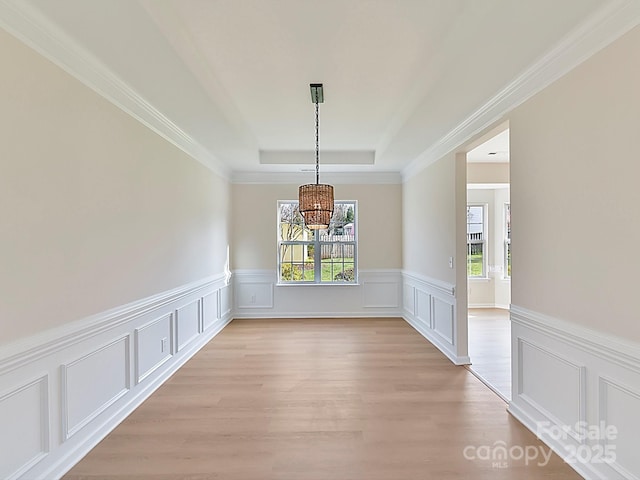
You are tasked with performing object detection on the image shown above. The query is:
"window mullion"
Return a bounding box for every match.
[314,234,321,282]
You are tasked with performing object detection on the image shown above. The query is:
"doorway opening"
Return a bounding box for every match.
[465,127,511,401]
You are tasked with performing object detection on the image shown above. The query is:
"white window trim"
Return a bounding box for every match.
[277,200,358,285]
[503,202,511,280]
[467,203,489,280]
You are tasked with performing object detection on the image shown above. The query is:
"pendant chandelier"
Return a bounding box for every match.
[299,83,334,230]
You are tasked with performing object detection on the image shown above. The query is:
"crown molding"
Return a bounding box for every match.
[0,0,230,180]
[402,0,640,181]
[231,170,402,185]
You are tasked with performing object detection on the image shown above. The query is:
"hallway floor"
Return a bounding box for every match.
[468,308,511,401]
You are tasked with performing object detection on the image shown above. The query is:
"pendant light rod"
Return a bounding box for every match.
[315,99,319,184]
[310,83,323,185]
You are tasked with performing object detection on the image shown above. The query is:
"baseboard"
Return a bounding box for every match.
[404,314,470,365]
[469,304,510,310]
[0,275,232,480]
[509,305,640,480]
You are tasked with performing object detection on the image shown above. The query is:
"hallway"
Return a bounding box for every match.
[468,308,511,401]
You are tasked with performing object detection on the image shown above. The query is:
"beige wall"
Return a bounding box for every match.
[467,162,510,184]
[0,29,230,344]
[510,25,640,341]
[231,183,402,270]
[403,153,467,284]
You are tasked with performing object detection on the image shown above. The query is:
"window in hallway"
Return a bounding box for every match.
[467,204,487,277]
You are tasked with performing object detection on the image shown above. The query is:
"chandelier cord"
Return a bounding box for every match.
[315,94,319,185]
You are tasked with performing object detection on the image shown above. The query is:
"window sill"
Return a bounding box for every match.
[468,277,491,282]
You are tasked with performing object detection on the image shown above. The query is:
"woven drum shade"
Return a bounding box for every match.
[298,183,334,229]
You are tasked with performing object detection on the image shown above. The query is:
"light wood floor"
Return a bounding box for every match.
[64,318,579,480]
[468,308,511,401]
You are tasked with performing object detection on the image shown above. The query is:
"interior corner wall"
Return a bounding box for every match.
[508,25,640,480]
[0,26,231,345]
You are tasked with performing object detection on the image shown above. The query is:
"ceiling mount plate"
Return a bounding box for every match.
[310,83,324,103]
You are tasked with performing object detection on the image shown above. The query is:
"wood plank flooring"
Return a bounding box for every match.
[64,318,579,480]
[468,308,511,401]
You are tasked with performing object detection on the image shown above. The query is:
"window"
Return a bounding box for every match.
[467,204,487,277]
[504,203,511,278]
[278,201,357,284]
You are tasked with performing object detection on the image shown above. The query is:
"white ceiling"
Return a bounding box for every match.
[3,0,637,180]
[467,129,509,164]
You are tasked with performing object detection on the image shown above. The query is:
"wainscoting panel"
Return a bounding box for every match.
[220,284,232,319]
[432,296,454,345]
[201,292,219,331]
[362,278,400,308]
[135,313,173,384]
[599,377,640,479]
[401,271,468,365]
[517,339,585,437]
[0,376,49,480]
[415,290,431,327]
[233,269,402,318]
[61,336,130,440]
[175,300,200,351]
[509,305,640,480]
[402,283,415,316]
[0,274,232,479]
[236,281,274,309]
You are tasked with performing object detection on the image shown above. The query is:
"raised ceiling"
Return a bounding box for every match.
[2,0,638,181]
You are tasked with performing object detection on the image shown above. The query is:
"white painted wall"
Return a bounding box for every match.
[508,25,640,480]
[0,28,231,345]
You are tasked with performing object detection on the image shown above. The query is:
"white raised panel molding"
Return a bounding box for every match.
[432,297,454,345]
[415,290,431,327]
[201,292,219,331]
[0,274,231,479]
[236,281,274,309]
[402,283,415,316]
[233,269,402,318]
[61,336,130,440]
[135,313,173,384]
[175,300,200,352]
[362,277,400,308]
[0,375,49,480]
[220,284,232,318]
[516,339,586,441]
[598,377,640,479]
[401,271,469,365]
[509,305,640,480]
